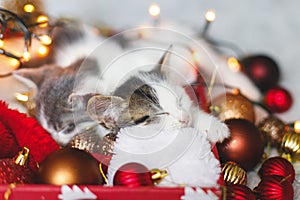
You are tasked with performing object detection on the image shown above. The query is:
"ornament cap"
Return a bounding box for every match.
[15,147,30,166]
[150,168,168,185]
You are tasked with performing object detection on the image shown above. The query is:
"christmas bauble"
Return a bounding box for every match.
[222,161,247,185]
[255,175,294,200]
[264,86,293,113]
[69,131,116,156]
[113,162,153,187]
[225,184,256,200]
[38,148,103,185]
[210,91,255,123]
[280,130,300,162]
[240,55,280,91]
[258,116,286,146]
[217,119,265,171]
[259,156,295,183]
[0,147,36,184]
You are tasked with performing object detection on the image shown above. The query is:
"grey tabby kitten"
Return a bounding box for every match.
[14,58,101,145]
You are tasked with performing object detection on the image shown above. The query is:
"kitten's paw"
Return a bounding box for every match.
[206,119,230,143]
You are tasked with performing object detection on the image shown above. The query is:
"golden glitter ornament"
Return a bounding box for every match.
[222,161,247,185]
[69,127,116,156]
[69,125,101,152]
[258,116,286,146]
[210,91,255,123]
[280,130,300,162]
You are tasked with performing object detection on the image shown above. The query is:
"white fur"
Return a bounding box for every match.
[139,72,230,143]
[107,126,221,187]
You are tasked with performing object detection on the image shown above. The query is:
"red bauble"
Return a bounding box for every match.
[216,119,265,171]
[255,175,294,200]
[264,86,293,113]
[0,158,36,184]
[259,156,295,183]
[240,55,280,91]
[0,148,36,184]
[225,184,256,200]
[113,162,153,187]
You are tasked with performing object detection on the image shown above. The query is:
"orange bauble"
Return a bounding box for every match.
[211,92,255,123]
[38,148,103,185]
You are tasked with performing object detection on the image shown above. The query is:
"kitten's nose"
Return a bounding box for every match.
[179,118,189,125]
[179,111,190,125]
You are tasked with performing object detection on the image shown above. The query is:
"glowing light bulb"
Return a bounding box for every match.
[36,15,49,27]
[0,39,4,48]
[149,3,160,17]
[192,51,202,64]
[15,93,29,102]
[294,121,300,133]
[232,88,240,95]
[39,35,52,45]
[205,10,216,22]
[9,58,20,69]
[22,51,30,62]
[23,4,35,13]
[38,45,49,57]
[227,57,241,72]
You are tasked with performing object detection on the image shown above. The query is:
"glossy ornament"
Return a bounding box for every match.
[0,147,35,184]
[259,156,295,183]
[217,119,265,171]
[211,91,255,123]
[240,55,280,91]
[258,116,286,146]
[113,162,167,187]
[222,161,247,185]
[255,175,294,200]
[264,86,293,113]
[224,184,256,200]
[113,162,153,187]
[38,148,103,185]
[280,130,300,162]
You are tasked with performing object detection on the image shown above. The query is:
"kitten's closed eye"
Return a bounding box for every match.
[134,115,150,125]
[62,123,76,134]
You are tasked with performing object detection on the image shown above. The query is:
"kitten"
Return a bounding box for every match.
[87,48,230,143]
[14,25,229,145]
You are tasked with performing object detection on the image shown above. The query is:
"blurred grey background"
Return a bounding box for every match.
[12,0,300,120]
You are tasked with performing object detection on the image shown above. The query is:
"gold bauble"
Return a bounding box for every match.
[69,127,116,156]
[258,116,286,146]
[38,148,103,185]
[98,133,116,156]
[280,131,300,162]
[210,91,255,123]
[222,161,247,185]
[69,126,101,152]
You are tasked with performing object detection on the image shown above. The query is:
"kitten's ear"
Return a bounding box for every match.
[68,93,98,110]
[151,45,173,75]
[87,95,128,126]
[13,64,56,88]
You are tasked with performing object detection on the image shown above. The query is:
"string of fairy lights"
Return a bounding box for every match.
[0,3,52,77]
